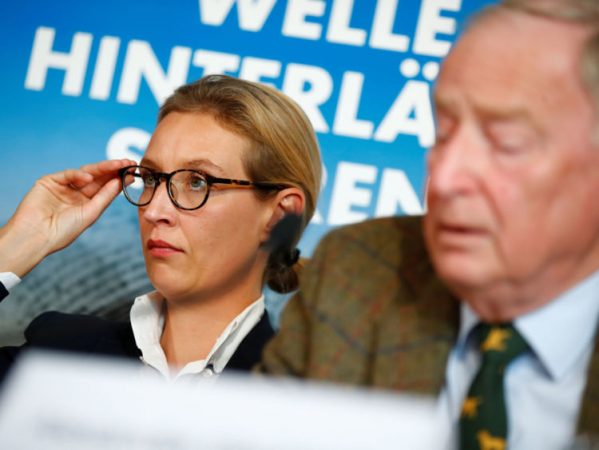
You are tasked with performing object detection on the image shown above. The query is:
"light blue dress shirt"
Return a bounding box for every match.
[438,269,599,449]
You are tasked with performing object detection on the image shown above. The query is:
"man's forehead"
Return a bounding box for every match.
[433,91,535,125]
[434,9,589,113]
[457,6,592,54]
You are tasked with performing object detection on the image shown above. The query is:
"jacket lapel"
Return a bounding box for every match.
[91,321,142,360]
[225,312,275,372]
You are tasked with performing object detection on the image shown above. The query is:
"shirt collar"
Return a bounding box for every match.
[515,270,599,380]
[456,269,599,381]
[129,291,265,380]
[455,303,479,355]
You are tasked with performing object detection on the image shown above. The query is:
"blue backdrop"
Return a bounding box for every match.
[0,0,497,342]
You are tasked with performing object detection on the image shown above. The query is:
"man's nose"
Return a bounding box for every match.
[426,130,484,199]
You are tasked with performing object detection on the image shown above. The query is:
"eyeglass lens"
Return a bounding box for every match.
[122,166,209,209]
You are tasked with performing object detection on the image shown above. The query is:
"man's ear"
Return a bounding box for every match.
[262,187,305,240]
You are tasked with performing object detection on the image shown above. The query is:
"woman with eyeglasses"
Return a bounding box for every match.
[0,75,321,382]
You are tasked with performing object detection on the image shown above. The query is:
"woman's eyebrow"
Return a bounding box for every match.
[138,158,225,175]
[139,157,157,169]
[185,159,225,175]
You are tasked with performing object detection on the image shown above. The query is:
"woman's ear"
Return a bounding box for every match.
[262,187,305,240]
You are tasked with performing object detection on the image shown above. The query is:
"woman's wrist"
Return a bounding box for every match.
[0,221,51,278]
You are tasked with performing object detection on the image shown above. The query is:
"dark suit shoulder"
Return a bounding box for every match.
[25,311,140,358]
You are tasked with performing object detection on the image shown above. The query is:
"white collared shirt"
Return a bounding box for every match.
[0,272,21,292]
[0,273,265,381]
[130,291,265,381]
[439,269,599,449]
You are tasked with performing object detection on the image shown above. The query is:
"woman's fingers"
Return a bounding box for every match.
[80,177,123,226]
[52,159,135,198]
[79,159,135,178]
[51,169,93,189]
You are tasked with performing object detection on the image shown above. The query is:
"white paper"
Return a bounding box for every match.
[0,351,442,449]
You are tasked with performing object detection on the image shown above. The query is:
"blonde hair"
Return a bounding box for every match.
[488,0,599,137]
[159,75,322,293]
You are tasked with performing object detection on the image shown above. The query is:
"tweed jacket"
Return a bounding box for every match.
[259,215,599,434]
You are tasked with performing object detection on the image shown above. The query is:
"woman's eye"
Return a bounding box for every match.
[142,175,156,187]
[188,176,207,191]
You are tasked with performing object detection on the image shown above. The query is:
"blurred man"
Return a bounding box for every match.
[260,0,599,447]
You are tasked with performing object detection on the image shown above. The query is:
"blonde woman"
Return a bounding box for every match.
[0,75,321,382]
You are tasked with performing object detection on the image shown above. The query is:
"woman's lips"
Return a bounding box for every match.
[147,239,183,257]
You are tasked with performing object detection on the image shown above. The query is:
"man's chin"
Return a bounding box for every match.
[432,253,495,293]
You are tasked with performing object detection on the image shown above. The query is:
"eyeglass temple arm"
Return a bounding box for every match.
[208,176,287,191]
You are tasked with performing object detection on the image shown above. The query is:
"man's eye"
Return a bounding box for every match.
[487,122,535,158]
[494,139,527,155]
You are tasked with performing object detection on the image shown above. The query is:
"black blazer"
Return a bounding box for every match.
[0,283,274,384]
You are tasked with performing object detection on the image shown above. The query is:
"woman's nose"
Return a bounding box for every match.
[141,182,177,225]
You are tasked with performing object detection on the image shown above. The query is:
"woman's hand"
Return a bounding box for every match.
[0,159,136,277]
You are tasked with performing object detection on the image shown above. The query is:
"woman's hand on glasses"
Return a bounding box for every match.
[0,159,135,278]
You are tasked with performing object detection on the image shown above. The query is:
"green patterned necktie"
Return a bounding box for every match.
[459,323,528,450]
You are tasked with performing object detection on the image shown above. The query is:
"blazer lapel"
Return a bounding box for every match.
[91,321,142,360]
[224,312,275,372]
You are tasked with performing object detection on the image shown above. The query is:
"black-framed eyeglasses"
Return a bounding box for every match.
[119,165,286,210]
